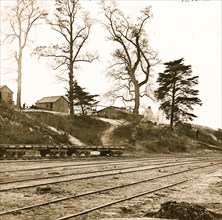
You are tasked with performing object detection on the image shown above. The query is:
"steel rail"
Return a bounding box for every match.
[0,159,220,192]
[0,154,219,163]
[0,155,141,163]
[0,154,176,163]
[57,164,221,220]
[0,158,149,174]
[0,158,213,185]
[0,157,180,174]
[0,159,180,185]
[57,179,189,220]
[2,155,220,174]
[0,157,218,192]
[0,162,219,216]
[0,157,220,193]
[0,157,211,185]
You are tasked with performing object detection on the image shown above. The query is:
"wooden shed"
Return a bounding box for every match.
[97,106,131,119]
[36,96,69,113]
[0,85,13,104]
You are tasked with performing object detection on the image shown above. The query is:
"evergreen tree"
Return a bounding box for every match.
[155,58,202,129]
[67,80,99,117]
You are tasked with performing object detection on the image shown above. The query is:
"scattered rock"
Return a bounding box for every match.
[113,176,119,179]
[120,206,132,213]
[12,210,21,215]
[154,192,166,197]
[48,172,60,175]
[36,185,52,194]
[24,194,31,197]
[145,201,221,220]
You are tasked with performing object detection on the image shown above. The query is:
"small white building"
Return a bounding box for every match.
[142,106,157,123]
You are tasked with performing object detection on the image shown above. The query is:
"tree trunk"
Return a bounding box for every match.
[69,16,74,116]
[133,82,140,115]
[80,104,85,117]
[17,41,22,110]
[69,75,74,115]
[170,81,176,130]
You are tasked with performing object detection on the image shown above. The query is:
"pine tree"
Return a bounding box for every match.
[67,80,99,117]
[155,58,202,130]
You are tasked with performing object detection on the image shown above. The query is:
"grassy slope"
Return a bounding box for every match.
[112,122,222,154]
[0,102,69,144]
[26,111,109,146]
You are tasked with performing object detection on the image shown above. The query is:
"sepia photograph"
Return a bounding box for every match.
[0,0,221,219]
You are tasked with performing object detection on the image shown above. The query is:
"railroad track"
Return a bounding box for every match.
[0,157,220,192]
[0,156,185,174]
[0,153,219,162]
[1,155,218,176]
[0,154,181,162]
[58,180,189,220]
[0,157,191,182]
[0,161,220,219]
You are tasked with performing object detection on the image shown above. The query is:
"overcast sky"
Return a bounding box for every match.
[0,0,221,129]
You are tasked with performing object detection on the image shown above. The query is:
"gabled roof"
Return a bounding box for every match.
[97,106,131,114]
[0,85,13,93]
[37,96,67,103]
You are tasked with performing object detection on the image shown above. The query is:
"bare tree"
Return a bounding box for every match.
[2,0,47,109]
[34,0,98,115]
[101,1,159,115]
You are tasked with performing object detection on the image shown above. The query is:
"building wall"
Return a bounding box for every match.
[98,108,118,118]
[53,98,69,113]
[36,102,52,111]
[36,97,69,113]
[97,107,129,119]
[0,86,13,104]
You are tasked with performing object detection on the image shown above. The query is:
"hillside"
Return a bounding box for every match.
[0,102,109,146]
[26,111,109,146]
[0,102,221,154]
[111,122,222,154]
[0,102,69,144]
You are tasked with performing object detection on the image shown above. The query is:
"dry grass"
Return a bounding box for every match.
[26,112,109,146]
[0,102,69,144]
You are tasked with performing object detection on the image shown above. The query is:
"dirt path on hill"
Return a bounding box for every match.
[100,118,127,146]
